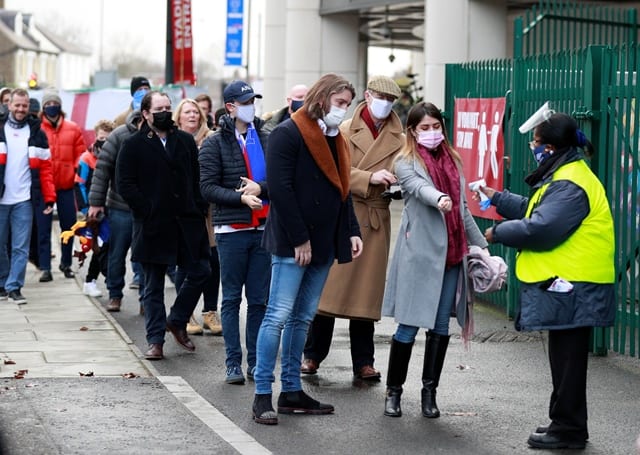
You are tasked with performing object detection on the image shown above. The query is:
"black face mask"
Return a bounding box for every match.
[94,139,105,150]
[152,111,173,131]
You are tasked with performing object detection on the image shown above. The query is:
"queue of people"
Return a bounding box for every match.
[0,74,616,451]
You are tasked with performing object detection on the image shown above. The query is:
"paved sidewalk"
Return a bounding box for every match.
[0,264,149,379]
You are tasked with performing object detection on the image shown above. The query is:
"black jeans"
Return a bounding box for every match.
[142,257,210,345]
[175,246,220,313]
[303,314,375,373]
[547,326,591,441]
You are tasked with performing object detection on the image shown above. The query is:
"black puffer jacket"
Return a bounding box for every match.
[199,114,269,225]
[88,110,141,211]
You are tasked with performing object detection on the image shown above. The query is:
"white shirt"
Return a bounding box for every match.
[1,123,32,205]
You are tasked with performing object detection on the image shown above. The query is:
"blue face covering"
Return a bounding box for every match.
[531,143,553,164]
[132,89,148,111]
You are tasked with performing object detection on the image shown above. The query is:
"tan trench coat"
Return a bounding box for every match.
[317,102,404,321]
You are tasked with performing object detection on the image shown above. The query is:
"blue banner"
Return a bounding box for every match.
[225,0,244,66]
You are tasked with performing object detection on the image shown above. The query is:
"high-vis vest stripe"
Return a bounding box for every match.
[515,159,615,284]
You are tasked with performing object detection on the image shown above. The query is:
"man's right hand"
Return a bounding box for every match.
[88,206,104,219]
[370,169,397,186]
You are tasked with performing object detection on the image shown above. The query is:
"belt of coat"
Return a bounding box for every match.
[353,197,390,230]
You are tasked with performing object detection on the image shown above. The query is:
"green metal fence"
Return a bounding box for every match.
[601,44,640,356]
[514,0,638,58]
[445,44,640,357]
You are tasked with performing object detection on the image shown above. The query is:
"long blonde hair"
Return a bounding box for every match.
[397,101,462,167]
[173,98,213,147]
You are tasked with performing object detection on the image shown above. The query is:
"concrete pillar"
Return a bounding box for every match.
[423,0,507,108]
[262,0,359,113]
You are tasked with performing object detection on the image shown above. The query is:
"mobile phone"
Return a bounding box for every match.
[236,178,247,190]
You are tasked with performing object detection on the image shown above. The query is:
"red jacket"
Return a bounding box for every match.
[41,115,87,190]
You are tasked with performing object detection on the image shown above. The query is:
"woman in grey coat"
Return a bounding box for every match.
[382,102,487,419]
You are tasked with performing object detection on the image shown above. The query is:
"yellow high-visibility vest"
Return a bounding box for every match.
[515,159,615,284]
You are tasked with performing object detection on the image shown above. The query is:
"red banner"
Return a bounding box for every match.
[454,97,506,220]
[172,0,195,84]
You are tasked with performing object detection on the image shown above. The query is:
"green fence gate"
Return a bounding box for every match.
[445,2,640,357]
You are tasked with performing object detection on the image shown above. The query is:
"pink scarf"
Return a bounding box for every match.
[417,143,468,266]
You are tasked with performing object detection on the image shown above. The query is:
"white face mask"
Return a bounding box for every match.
[323,105,347,128]
[234,104,255,123]
[417,130,445,149]
[369,97,393,119]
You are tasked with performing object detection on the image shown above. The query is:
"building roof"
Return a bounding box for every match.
[0,10,40,51]
[0,9,91,56]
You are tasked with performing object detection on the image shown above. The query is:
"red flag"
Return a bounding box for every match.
[172,0,195,84]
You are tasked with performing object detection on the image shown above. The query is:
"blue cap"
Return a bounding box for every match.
[223,80,262,104]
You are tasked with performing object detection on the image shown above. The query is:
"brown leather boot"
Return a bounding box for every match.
[106,298,122,312]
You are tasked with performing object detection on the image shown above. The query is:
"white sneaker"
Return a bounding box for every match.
[83,280,103,297]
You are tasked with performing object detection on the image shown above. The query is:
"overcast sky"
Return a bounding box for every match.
[6,0,409,79]
[7,0,239,71]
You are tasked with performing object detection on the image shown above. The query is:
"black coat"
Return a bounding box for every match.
[261,118,360,265]
[116,123,208,265]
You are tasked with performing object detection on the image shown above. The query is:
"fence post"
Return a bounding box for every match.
[582,45,609,356]
[513,16,523,59]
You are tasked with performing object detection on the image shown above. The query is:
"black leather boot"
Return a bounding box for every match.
[383,338,413,417]
[421,332,450,418]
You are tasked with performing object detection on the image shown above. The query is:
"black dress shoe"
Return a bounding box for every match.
[59,265,75,278]
[144,343,163,360]
[277,390,334,415]
[39,270,53,282]
[527,432,586,450]
[166,321,195,352]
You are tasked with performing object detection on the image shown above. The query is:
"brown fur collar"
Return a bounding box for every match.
[291,109,350,201]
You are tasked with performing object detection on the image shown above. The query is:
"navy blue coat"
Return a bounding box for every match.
[261,117,360,265]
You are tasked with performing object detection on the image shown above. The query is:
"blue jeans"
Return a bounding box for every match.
[0,201,33,292]
[254,255,333,395]
[106,208,134,299]
[35,188,75,270]
[216,231,270,370]
[142,258,210,344]
[393,264,460,343]
[132,261,143,283]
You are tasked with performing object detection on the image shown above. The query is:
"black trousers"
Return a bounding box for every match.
[303,314,375,373]
[547,326,591,441]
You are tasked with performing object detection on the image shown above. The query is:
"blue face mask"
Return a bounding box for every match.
[132,89,148,111]
[44,105,61,118]
[531,143,553,164]
[290,99,304,112]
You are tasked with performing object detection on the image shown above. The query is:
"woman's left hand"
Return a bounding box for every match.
[350,236,363,259]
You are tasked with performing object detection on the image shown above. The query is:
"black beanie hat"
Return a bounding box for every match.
[130,76,150,96]
[29,98,41,114]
